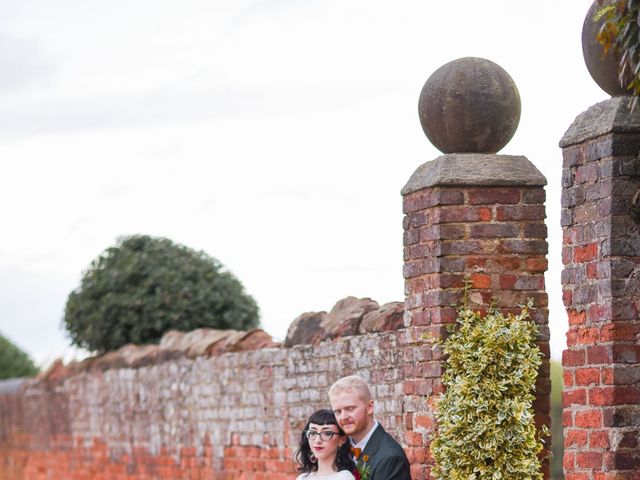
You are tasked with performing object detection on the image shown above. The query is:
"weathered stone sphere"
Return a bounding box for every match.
[418,57,521,154]
[582,0,628,96]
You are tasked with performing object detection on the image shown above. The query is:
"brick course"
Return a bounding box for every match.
[561,109,640,480]
[0,329,436,480]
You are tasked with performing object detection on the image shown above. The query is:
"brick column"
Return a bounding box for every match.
[560,97,640,479]
[401,153,550,479]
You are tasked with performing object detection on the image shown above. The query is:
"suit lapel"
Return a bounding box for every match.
[360,423,385,460]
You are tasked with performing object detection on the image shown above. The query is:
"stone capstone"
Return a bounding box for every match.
[402,154,547,195]
[284,297,404,347]
[359,301,404,334]
[560,96,640,147]
[38,327,280,380]
[324,296,379,337]
[207,329,277,355]
[283,311,330,347]
[37,296,403,378]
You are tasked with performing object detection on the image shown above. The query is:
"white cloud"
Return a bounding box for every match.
[0,83,381,139]
[0,265,81,366]
[0,0,604,364]
[0,32,51,94]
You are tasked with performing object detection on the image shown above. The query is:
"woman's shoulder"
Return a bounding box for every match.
[335,471,355,480]
[296,471,354,480]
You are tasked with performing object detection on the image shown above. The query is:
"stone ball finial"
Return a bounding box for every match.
[582,1,628,96]
[418,57,521,154]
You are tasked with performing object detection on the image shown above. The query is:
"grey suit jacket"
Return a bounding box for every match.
[360,424,411,480]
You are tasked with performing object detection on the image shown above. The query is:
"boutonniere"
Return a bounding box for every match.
[353,454,371,480]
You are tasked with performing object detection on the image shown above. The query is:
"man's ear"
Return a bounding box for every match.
[366,399,374,416]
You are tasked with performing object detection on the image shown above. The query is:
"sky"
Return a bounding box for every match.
[0,0,606,366]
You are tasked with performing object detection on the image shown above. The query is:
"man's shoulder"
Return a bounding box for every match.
[367,425,409,462]
[365,426,411,480]
[373,426,406,452]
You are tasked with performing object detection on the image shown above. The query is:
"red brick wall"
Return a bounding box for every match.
[0,330,435,480]
[561,130,640,479]
[402,180,550,478]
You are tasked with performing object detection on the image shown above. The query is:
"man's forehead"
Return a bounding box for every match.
[330,388,362,404]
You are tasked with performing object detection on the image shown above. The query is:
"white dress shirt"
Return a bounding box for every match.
[351,420,379,460]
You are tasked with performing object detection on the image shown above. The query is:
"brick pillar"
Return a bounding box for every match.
[401,153,550,479]
[560,97,640,479]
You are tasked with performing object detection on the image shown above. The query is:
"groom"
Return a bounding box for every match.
[329,375,411,479]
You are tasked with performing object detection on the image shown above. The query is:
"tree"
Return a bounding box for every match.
[64,235,259,353]
[0,333,39,379]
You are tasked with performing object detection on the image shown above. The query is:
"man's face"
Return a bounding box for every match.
[329,389,373,442]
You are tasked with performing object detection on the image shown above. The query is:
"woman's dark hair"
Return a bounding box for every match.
[295,409,355,474]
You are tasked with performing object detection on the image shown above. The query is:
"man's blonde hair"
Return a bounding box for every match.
[328,375,372,402]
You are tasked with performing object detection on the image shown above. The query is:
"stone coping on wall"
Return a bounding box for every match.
[401,153,547,195]
[560,95,640,147]
[0,378,27,395]
[28,296,404,383]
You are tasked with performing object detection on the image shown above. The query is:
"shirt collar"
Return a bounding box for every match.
[351,420,379,451]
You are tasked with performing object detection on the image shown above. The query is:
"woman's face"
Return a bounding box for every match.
[307,422,346,464]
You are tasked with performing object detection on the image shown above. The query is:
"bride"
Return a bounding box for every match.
[295,409,356,479]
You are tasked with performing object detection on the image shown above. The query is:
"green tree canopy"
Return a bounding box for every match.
[64,235,259,353]
[0,333,39,379]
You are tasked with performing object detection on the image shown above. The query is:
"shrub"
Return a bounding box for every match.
[431,299,547,480]
[0,333,39,379]
[64,235,259,353]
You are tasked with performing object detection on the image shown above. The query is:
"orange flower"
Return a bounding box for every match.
[354,454,371,480]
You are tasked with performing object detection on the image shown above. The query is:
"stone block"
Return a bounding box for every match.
[359,302,405,334]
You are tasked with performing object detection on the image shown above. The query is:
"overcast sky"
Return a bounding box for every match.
[0,0,605,366]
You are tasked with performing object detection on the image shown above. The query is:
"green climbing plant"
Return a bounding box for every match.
[431,297,548,480]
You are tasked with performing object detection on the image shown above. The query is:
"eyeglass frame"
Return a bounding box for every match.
[305,430,341,442]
